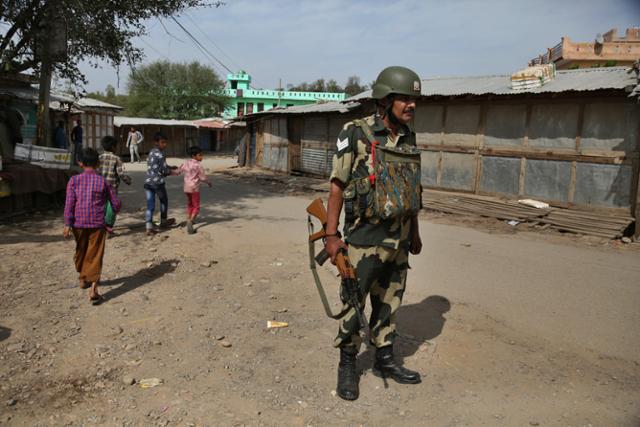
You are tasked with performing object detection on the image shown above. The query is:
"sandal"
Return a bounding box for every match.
[89,294,105,305]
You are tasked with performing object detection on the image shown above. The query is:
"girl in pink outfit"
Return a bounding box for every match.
[177,146,211,234]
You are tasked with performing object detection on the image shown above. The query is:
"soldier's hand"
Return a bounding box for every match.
[409,233,422,255]
[325,235,348,265]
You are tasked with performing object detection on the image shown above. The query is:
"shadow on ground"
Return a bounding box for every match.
[0,326,11,342]
[358,295,451,370]
[101,259,178,301]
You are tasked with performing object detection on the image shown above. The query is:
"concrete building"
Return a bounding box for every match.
[221,71,346,119]
[530,27,640,69]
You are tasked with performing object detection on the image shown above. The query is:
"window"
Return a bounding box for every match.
[286,104,293,107]
[257,103,264,112]
[246,102,254,115]
[237,102,245,117]
[231,81,238,89]
[273,103,277,108]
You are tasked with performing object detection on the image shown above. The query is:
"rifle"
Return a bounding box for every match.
[306,198,369,335]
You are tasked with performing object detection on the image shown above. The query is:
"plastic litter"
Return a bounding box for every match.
[267,321,289,328]
[139,378,163,388]
[518,199,550,209]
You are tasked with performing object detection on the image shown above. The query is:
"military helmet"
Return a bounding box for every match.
[371,66,421,99]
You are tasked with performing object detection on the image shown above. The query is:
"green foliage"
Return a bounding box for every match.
[0,0,222,86]
[86,85,130,112]
[126,60,229,120]
[343,76,368,96]
[287,75,369,95]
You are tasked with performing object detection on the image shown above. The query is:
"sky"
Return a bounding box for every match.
[78,0,640,94]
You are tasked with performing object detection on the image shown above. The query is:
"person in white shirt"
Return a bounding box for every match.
[126,127,144,163]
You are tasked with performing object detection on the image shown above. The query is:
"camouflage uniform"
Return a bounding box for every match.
[330,113,417,350]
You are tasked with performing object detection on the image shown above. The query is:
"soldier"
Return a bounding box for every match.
[325,66,424,401]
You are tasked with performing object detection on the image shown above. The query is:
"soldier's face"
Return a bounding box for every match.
[391,95,417,124]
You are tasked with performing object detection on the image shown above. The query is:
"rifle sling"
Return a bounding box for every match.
[308,216,351,319]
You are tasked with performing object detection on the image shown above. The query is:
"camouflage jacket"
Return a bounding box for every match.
[330,114,417,249]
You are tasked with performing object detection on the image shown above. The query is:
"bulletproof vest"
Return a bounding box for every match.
[343,119,422,225]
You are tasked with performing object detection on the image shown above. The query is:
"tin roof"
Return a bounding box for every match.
[192,118,228,129]
[0,86,74,103]
[346,67,637,101]
[246,101,361,117]
[114,116,198,127]
[75,97,122,110]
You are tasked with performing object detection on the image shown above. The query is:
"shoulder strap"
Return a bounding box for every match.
[352,119,380,185]
[352,119,377,146]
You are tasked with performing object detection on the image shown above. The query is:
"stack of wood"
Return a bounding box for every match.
[424,194,549,222]
[423,191,634,239]
[536,210,633,239]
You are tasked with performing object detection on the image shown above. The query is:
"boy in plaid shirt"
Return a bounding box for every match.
[98,136,131,233]
[64,148,121,304]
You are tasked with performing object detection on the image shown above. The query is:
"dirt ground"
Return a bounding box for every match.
[1,157,639,427]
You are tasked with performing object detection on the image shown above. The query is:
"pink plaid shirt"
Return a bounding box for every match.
[177,159,209,193]
[64,169,121,228]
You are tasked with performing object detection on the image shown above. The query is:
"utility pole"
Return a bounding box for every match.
[278,78,282,107]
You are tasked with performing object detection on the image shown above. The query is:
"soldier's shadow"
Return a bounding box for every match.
[359,295,451,370]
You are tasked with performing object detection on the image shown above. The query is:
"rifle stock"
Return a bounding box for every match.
[306,198,355,279]
[306,198,369,340]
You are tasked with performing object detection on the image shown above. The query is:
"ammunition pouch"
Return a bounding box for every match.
[343,120,422,223]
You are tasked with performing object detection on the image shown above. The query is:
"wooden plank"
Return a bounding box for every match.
[417,144,634,165]
[472,102,486,193]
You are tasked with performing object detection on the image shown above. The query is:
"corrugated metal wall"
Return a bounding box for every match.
[250,96,639,216]
[300,114,358,177]
[415,97,639,212]
[261,117,289,172]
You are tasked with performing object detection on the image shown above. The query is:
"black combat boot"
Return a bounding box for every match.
[336,347,359,400]
[374,345,421,384]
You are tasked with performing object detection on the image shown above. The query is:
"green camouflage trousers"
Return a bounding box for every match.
[333,243,409,350]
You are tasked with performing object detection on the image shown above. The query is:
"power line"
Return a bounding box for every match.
[140,37,170,61]
[183,11,241,71]
[158,18,185,43]
[177,13,270,90]
[170,16,233,75]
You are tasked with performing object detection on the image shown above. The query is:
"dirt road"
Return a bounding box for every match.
[1,158,638,426]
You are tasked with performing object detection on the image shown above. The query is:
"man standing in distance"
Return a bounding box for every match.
[126,126,143,163]
[71,120,83,163]
[325,66,424,401]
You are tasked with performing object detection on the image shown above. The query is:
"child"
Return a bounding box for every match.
[176,146,211,234]
[63,147,121,304]
[98,135,132,233]
[144,132,177,235]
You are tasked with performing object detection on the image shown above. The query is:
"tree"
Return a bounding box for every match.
[288,76,366,94]
[0,0,222,85]
[326,79,343,93]
[87,84,130,112]
[126,60,228,119]
[344,75,368,96]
